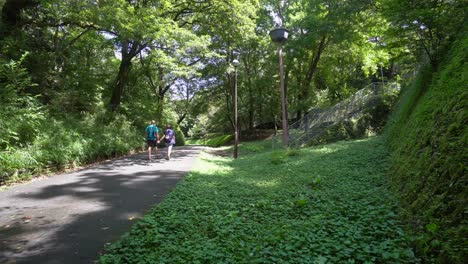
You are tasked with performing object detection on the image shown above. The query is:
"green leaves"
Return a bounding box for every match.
[102,137,416,263]
[384,33,467,262]
[379,0,465,67]
[0,54,44,150]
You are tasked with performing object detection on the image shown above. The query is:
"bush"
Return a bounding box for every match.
[174,127,186,146]
[270,150,287,164]
[0,53,45,149]
[0,148,39,184]
[186,134,233,147]
[204,134,233,147]
[0,111,143,185]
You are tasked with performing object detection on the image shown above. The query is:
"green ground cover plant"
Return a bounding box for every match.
[186,134,234,147]
[101,137,416,263]
[384,34,467,262]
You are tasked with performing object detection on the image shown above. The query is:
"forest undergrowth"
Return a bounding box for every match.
[101,136,416,263]
[0,110,144,186]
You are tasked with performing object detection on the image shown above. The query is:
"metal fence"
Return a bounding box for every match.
[273,82,400,149]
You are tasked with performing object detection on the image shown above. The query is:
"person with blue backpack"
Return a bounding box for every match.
[145,120,160,161]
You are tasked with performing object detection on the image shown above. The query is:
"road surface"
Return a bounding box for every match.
[0,146,203,264]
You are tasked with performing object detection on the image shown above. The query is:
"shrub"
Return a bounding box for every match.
[270,150,287,164]
[0,111,143,185]
[187,134,233,147]
[174,127,186,146]
[0,148,39,184]
[205,134,233,147]
[0,53,45,149]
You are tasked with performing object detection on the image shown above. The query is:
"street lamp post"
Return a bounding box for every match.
[269,28,289,147]
[232,59,240,159]
[380,62,385,90]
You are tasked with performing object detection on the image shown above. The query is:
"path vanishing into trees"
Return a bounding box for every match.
[0,146,204,264]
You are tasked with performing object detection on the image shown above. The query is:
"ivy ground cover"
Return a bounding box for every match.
[101,137,416,263]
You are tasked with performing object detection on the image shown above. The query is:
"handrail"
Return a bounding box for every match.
[278,82,399,148]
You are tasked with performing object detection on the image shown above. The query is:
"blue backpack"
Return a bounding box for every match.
[147,125,158,139]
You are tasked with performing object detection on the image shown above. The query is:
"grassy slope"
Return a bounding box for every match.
[186,134,234,147]
[101,137,415,263]
[385,34,467,262]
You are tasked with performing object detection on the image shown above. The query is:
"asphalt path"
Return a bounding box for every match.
[0,146,204,264]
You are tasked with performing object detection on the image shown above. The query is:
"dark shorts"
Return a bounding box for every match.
[147,140,157,147]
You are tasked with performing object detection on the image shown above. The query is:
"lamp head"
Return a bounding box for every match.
[269,28,289,44]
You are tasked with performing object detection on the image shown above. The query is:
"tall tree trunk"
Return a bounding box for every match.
[297,35,329,119]
[155,67,177,120]
[156,95,164,119]
[248,80,254,130]
[245,63,254,131]
[139,59,171,119]
[177,113,187,125]
[155,67,165,118]
[284,68,290,120]
[109,40,143,111]
[109,57,132,111]
[225,73,234,131]
[304,35,328,88]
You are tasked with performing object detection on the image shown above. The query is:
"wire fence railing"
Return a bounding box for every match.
[272,82,400,149]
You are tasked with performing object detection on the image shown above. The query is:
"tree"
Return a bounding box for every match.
[380,0,465,69]
[289,1,389,117]
[0,0,38,35]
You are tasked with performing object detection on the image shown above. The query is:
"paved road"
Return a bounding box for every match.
[0,146,204,264]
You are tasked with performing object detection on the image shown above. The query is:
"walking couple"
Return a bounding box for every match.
[145,120,176,161]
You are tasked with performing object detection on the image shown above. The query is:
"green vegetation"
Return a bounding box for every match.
[0,0,465,261]
[186,134,234,148]
[384,33,468,262]
[102,137,416,263]
[0,111,143,185]
[306,92,401,147]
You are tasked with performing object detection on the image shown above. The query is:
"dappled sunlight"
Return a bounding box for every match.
[194,153,234,176]
[299,137,379,157]
[305,139,368,155]
[66,185,102,193]
[250,179,280,189]
[102,136,416,263]
[310,145,344,154]
[117,212,143,221]
[0,147,202,263]
[1,221,57,259]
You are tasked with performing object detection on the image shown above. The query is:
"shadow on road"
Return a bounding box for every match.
[0,146,203,264]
